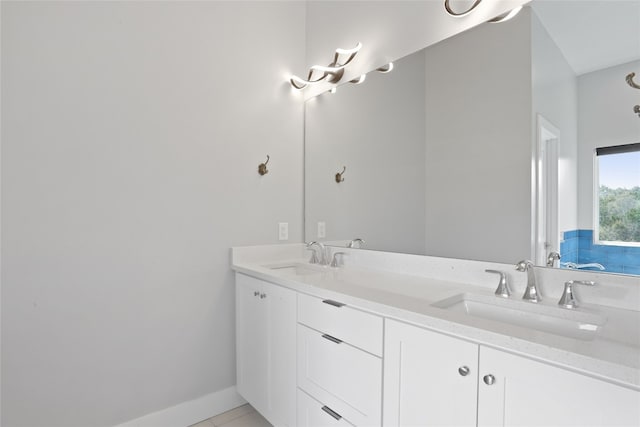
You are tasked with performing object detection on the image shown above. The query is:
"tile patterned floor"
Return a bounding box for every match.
[189,404,272,427]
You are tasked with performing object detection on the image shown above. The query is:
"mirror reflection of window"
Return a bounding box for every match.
[561,143,640,274]
[595,143,640,245]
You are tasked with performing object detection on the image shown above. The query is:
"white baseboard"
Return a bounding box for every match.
[114,386,247,427]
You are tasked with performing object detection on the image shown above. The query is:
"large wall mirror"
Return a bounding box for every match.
[304,0,640,276]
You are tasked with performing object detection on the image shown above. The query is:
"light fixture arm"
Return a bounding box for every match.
[626,72,640,89]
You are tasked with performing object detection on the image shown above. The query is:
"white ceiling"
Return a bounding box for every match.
[531,0,640,75]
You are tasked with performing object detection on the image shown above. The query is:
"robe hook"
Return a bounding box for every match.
[335,166,346,183]
[258,155,270,176]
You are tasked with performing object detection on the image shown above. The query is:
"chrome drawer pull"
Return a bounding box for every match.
[321,405,342,421]
[322,299,345,308]
[321,334,343,344]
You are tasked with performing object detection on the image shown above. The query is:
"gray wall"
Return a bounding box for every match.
[304,51,427,255]
[1,2,304,426]
[423,9,533,263]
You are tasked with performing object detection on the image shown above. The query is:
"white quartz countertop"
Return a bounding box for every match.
[231,247,640,391]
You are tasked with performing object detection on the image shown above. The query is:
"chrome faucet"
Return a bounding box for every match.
[347,238,365,249]
[516,260,541,303]
[306,241,327,265]
[546,252,561,268]
[558,280,596,309]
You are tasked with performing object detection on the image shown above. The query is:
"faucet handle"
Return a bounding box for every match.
[515,259,533,272]
[347,238,365,249]
[485,269,511,298]
[306,241,320,264]
[558,280,597,309]
[330,252,346,268]
[546,252,561,267]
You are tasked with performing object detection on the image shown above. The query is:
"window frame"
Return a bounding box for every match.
[593,142,640,247]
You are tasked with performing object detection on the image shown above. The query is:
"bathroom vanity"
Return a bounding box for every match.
[232,244,640,427]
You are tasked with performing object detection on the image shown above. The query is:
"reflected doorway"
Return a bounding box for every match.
[535,115,560,266]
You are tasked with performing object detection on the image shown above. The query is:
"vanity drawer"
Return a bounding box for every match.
[297,293,383,356]
[297,324,382,427]
[297,389,356,427]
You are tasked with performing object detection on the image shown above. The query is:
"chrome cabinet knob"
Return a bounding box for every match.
[483,374,496,385]
[458,366,470,376]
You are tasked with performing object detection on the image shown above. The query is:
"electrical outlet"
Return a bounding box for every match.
[317,221,326,238]
[278,222,289,241]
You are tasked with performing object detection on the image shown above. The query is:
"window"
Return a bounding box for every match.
[595,143,640,245]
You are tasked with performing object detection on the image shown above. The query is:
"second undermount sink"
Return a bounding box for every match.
[264,262,324,277]
[432,293,607,341]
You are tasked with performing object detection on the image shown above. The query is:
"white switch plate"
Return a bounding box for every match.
[278,222,289,241]
[317,221,326,238]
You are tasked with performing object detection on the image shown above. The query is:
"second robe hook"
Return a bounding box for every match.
[258,155,270,176]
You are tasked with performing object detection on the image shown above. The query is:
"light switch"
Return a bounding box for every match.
[317,221,326,238]
[278,222,289,241]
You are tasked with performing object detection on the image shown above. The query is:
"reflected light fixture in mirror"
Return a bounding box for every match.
[377,63,394,73]
[443,0,522,23]
[444,0,483,17]
[488,6,523,23]
[349,74,367,84]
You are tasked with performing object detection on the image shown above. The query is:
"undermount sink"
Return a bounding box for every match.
[432,293,607,341]
[264,262,324,277]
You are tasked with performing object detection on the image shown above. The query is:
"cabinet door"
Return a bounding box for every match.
[478,346,640,427]
[383,319,478,427]
[236,274,268,413]
[265,281,297,427]
[236,273,297,427]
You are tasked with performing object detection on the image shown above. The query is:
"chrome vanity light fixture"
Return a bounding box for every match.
[290,42,362,90]
[625,72,640,117]
[487,5,523,23]
[444,0,482,17]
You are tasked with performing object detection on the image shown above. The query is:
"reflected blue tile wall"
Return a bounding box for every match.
[559,229,640,274]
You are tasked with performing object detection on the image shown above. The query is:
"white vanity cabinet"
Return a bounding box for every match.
[384,319,640,427]
[297,293,384,427]
[235,273,297,427]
